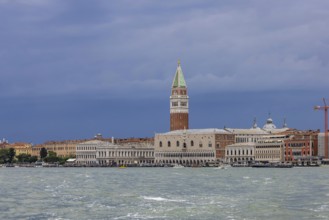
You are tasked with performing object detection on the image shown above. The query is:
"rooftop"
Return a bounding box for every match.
[158,128,230,136]
[172,60,187,88]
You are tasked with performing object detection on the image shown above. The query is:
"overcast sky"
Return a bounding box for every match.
[1,0,328,143]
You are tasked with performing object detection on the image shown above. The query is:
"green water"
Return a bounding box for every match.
[0,167,329,219]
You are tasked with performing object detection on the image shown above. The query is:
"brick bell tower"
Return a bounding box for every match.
[170,60,189,131]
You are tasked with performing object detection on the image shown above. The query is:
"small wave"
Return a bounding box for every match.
[114,212,167,220]
[315,205,329,212]
[243,176,250,179]
[143,196,185,202]
[87,201,97,208]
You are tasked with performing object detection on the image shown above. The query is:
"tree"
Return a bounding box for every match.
[48,151,57,157]
[0,149,8,164]
[29,156,38,163]
[0,148,16,164]
[17,153,30,163]
[44,151,59,163]
[17,154,37,163]
[40,147,48,160]
[7,148,15,163]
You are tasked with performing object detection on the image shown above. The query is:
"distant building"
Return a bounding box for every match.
[2,142,32,156]
[10,142,32,156]
[0,138,8,144]
[76,139,154,166]
[281,130,319,162]
[225,142,255,163]
[224,117,289,144]
[170,60,189,131]
[158,61,309,166]
[30,136,154,160]
[154,129,234,166]
[97,142,154,166]
[225,134,289,163]
[317,133,328,158]
[255,139,285,163]
[76,140,102,165]
[32,139,85,158]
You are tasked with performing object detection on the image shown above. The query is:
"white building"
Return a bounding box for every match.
[76,139,154,166]
[97,143,154,166]
[225,117,289,143]
[224,117,289,163]
[255,139,285,163]
[318,133,329,158]
[225,142,255,163]
[154,129,235,166]
[76,140,103,165]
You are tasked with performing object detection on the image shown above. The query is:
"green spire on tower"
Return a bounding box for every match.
[172,60,187,88]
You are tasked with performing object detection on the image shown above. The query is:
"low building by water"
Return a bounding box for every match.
[154,129,234,166]
[76,139,154,166]
[255,139,284,163]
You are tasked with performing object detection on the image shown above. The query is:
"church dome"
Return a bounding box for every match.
[263,116,276,130]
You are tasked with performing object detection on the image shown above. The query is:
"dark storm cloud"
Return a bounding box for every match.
[1,0,328,98]
[0,0,328,142]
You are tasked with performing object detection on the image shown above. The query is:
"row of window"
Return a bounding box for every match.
[236,137,261,143]
[77,161,97,164]
[77,146,96,151]
[172,90,187,95]
[156,159,212,164]
[156,152,215,158]
[76,155,96,159]
[98,160,154,165]
[255,155,280,159]
[98,151,154,158]
[286,143,309,147]
[171,101,188,107]
[256,150,280,154]
[256,145,282,149]
[284,151,311,156]
[159,141,213,148]
[226,149,253,156]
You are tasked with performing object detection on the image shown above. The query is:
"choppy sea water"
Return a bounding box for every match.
[1,167,329,220]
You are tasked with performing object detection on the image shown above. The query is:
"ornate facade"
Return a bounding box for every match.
[154,129,235,165]
[76,139,154,166]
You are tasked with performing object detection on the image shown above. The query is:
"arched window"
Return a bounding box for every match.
[191,140,194,146]
[168,141,171,147]
[208,141,212,147]
[183,142,187,148]
[176,141,180,147]
[199,142,203,147]
[159,141,162,147]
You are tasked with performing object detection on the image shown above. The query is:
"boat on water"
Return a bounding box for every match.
[118,165,127,169]
[214,165,229,170]
[231,163,249,167]
[251,163,293,168]
[173,164,184,168]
